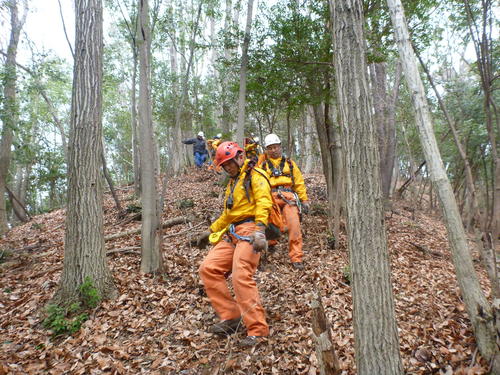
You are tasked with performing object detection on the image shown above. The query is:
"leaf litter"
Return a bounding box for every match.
[0,169,491,374]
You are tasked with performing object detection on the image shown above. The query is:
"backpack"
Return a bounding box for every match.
[243,163,284,240]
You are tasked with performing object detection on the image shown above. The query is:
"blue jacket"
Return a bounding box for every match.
[182,136,208,155]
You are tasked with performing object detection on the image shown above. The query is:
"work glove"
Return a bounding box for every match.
[196,230,211,248]
[301,201,310,215]
[252,230,267,253]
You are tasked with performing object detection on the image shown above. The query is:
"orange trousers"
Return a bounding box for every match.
[271,191,303,263]
[199,222,269,337]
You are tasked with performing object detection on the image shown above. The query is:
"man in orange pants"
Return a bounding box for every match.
[258,134,310,270]
[198,141,272,347]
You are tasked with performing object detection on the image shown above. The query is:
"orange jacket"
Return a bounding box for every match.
[210,159,272,233]
[258,156,308,202]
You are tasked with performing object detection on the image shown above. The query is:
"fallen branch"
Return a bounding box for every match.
[118,212,141,225]
[107,247,140,255]
[408,241,444,258]
[104,216,190,241]
[163,222,204,239]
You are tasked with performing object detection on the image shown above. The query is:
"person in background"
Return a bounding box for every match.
[244,136,262,163]
[182,131,209,168]
[257,133,310,270]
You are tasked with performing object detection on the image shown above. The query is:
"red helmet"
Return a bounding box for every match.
[215,141,243,166]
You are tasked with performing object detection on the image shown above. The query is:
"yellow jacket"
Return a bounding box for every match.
[207,139,222,152]
[258,156,308,202]
[210,159,272,233]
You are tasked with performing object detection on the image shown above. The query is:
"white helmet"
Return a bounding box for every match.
[197,131,204,138]
[264,133,281,148]
[215,133,222,139]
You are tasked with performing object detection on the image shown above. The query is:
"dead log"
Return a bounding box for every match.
[104,216,190,241]
[408,241,444,258]
[311,290,341,375]
[107,247,140,255]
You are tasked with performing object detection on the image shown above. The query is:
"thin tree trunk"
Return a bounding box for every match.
[53,0,116,304]
[5,185,30,222]
[101,146,124,218]
[171,1,203,175]
[332,0,403,373]
[416,51,481,227]
[12,164,29,223]
[387,0,500,369]
[235,0,254,146]
[131,51,141,195]
[463,0,500,247]
[221,0,233,134]
[0,0,26,235]
[138,0,162,274]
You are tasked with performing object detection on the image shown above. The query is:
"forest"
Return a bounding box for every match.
[0,0,499,374]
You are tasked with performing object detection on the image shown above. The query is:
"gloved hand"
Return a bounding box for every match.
[252,231,267,253]
[301,201,310,215]
[196,231,211,248]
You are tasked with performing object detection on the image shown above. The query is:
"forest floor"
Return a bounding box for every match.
[0,168,491,374]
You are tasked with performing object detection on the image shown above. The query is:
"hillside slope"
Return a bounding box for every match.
[0,169,490,374]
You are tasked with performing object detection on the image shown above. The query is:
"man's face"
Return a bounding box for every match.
[222,153,244,178]
[266,143,282,159]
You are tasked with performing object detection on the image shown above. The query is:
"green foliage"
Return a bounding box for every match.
[177,199,195,209]
[342,265,352,285]
[43,304,89,337]
[43,277,100,337]
[126,203,142,213]
[326,232,336,249]
[79,276,101,309]
[0,250,12,264]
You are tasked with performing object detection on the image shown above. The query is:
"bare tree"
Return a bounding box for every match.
[170,0,203,175]
[0,0,27,235]
[331,0,404,373]
[386,0,500,369]
[235,0,254,146]
[53,0,116,303]
[137,0,162,273]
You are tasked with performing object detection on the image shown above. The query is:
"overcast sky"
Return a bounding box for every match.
[2,0,74,64]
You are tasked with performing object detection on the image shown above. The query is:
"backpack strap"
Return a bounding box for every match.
[287,158,295,187]
[243,164,273,203]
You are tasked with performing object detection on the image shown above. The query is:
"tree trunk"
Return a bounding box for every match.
[171,1,203,175]
[0,0,26,235]
[53,0,116,304]
[5,185,30,223]
[221,0,233,134]
[311,291,341,375]
[369,62,401,200]
[235,0,254,147]
[332,0,403,373]
[387,0,500,369]
[138,0,162,274]
[302,107,315,173]
[131,50,141,196]
[11,165,29,223]
[102,145,124,218]
[463,0,500,247]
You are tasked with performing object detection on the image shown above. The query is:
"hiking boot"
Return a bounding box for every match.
[292,262,305,270]
[239,336,264,347]
[207,317,243,335]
